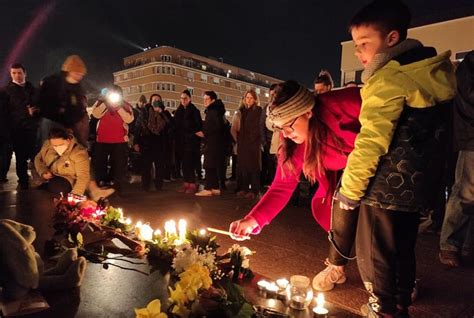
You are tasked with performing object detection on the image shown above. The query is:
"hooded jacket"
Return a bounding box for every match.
[202,99,227,169]
[339,44,456,212]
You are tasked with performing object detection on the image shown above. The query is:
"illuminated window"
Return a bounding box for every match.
[161,55,172,62]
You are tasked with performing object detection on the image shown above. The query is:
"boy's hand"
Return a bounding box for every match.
[335,191,360,210]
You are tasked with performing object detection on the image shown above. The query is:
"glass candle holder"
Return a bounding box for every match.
[289,275,313,310]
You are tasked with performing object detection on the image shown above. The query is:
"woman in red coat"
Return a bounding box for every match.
[230,80,361,292]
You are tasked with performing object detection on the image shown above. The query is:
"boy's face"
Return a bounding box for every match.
[351,24,399,68]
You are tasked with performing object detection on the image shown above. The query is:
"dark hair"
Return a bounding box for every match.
[48,127,73,140]
[182,89,191,98]
[149,93,162,104]
[275,81,344,182]
[344,81,358,87]
[204,90,217,101]
[313,70,334,87]
[349,0,411,41]
[269,83,278,91]
[10,63,26,72]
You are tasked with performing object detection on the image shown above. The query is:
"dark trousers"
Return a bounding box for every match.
[141,146,165,190]
[230,154,237,179]
[182,149,199,183]
[328,203,359,266]
[174,148,183,178]
[261,150,276,186]
[196,153,203,179]
[11,130,37,184]
[0,142,12,179]
[356,204,420,314]
[93,142,128,192]
[237,169,260,194]
[205,168,219,190]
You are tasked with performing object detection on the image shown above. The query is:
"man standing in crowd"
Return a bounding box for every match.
[174,90,202,194]
[439,51,474,267]
[313,70,334,95]
[37,55,89,146]
[260,84,278,188]
[4,63,38,189]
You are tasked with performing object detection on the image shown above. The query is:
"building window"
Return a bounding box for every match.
[256,88,260,95]
[236,83,241,90]
[171,67,175,75]
[187,72,194,82]
[224,81,231,88]
[201,74,208,82]
[213,77,220,85]
[187,87,194,95]
[161,55,172,62]
[183,58,193,67]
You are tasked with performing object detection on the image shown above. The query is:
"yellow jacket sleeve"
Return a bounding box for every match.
[71,150,91,195]
[340,71,407,201]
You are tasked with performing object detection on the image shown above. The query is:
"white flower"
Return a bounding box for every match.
[172,245,199,273]
[241,259,250,269]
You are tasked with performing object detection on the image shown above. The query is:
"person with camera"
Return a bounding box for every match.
[91,85,134,195]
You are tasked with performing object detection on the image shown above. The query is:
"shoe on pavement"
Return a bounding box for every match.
[312,259,346,291]
[185,183,197,194]
[211,189,221,195]
[439,250,460,267]
[195,189,213,196]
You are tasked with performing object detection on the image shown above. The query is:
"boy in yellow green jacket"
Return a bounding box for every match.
[336,1,456,316]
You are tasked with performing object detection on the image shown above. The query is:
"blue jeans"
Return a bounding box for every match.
[440,151,474,255]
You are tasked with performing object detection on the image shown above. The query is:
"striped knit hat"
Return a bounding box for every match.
[267,85,314,127]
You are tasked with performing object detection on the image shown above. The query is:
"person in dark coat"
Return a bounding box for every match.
[4,63,38,189]
[232,90,262,199]
[133,94,170,191]
[37,55,89,146]
[196,91,226,196]
[260,84,278,188]
[0,91,11,182]
[439,51,474,267]
[174,90,202,194]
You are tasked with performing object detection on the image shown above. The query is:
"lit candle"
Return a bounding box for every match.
[117,208,124,219]
[199,228,207,236]
[125,218,132,225]
[154,229,162,237]
[67,193,74,204]
[139,223,153,241]
[276,278,289,290]
[164,220,177,238]
[178,219,187,241]
[265,283,279,298]
[135,221,143,237]
[313,293,329,316]
[257,280,269,291]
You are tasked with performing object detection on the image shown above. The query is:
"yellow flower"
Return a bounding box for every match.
[169,284,188,305]
[135,299,167,318]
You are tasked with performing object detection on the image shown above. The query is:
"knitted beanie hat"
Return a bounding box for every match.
[267,85,314,127]
[62,55,87,75]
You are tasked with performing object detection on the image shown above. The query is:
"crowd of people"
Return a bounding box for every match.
[0,0,472,317]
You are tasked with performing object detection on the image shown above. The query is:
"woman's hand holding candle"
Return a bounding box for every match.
[229,217,258,241]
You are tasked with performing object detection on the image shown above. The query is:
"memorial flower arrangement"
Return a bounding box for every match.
[48,194,255,317]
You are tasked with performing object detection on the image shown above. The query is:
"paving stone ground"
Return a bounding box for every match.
[1,167,473,317]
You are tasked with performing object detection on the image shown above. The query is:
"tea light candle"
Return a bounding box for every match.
[276,278,289,290]
[178,219,187,241]
[265,283,279,298]
[291,295,306,310]
[313,293,329,316]
[257,280,270,291]
[199,228,207,236]
[139,224,153,241]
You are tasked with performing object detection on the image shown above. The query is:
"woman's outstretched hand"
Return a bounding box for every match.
[229,217,258,241]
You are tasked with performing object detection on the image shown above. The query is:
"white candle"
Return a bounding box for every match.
[313,293,329,315]
[265,283,279,298]
[276,278,289,290]
[125,218,132,225]
[164,220,177,238]
[139,224,153,241]
[257,280,269,291]
[117,208,124,219]
[178,219,187,241]
[154,229,162,237]
[199,228,207,236]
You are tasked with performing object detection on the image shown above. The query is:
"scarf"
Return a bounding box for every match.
[362,38,423,83]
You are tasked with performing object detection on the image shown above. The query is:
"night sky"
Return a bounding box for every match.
[1,0,472,92]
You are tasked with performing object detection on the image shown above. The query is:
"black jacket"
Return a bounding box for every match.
[453,51,474,151]
[174,102,202,152]
[4,81,38,131]
[203,100,226,168]
[237,104,262,171]
[0,91,9,141]
[37,72,87,128]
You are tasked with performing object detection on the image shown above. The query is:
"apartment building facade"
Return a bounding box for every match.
[340,16,474,85]
[113,46,281,115]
